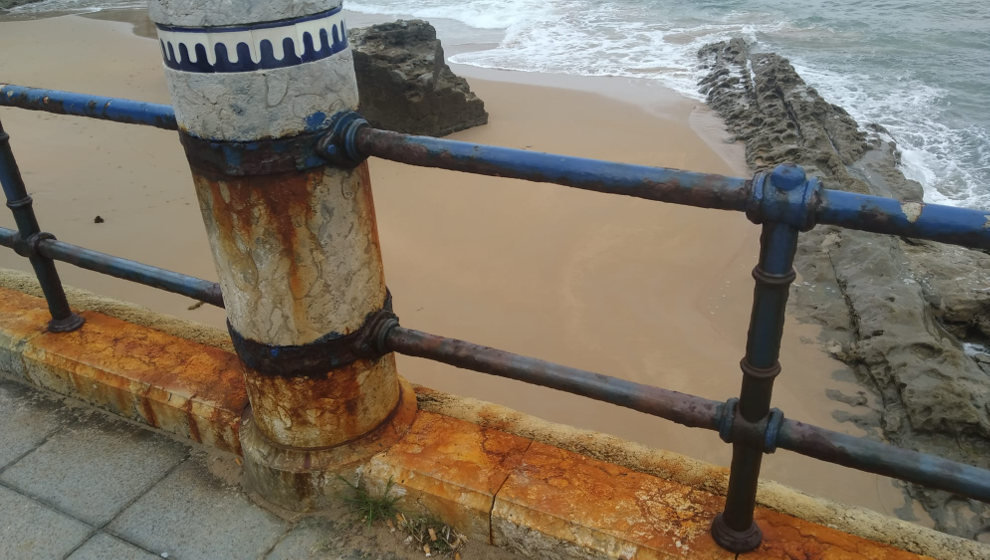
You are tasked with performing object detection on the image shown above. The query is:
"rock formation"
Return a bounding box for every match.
[348,20,488,137]
[699,38,990,540]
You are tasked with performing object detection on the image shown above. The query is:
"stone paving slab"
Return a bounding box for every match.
[0,377,66,468]
[0,375,524,559]
[0,409,189,526]
[67,533,162,560]
[0,485,92,560]
[108,452,288,559]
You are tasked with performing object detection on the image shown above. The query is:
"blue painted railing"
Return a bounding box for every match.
[2,84,989,552]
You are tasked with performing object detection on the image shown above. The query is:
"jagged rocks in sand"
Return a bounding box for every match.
[699,38,990,540]
[348,20,488,137]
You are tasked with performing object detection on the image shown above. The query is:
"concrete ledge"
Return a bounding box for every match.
[0,285,246,454]
[363,410,532,544]
[0,276,982,559]
[364,415,929,559]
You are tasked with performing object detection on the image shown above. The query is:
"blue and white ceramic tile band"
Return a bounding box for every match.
[156,7,347,73]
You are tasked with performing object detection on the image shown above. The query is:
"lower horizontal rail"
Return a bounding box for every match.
[777,419,990,503]
[386,325,722,430]
[0,227,223,307]
[385,325,990,503]
[2,224,987,504]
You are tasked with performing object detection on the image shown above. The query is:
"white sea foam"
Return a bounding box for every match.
[346,0,534,30]
[6,0,145,14]
[348,0,990,209]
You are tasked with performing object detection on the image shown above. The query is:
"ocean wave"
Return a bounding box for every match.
[6,0,146,14]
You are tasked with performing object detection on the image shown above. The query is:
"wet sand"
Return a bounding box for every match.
[0,14,907,516]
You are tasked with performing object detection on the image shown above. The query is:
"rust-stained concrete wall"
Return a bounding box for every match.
[0,270,984,559]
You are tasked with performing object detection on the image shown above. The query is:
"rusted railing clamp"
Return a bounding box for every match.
[317,111,369,168]
[179,131,329,176]
[746,163,821,231]
[227,291,397,377]
[716,396,786,454]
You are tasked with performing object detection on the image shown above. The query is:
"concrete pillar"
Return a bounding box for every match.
[149,0,415,510]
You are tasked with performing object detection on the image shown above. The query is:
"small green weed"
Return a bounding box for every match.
[337,476,466,557]
[337,475,401,526]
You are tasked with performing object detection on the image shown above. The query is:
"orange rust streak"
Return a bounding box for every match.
[20,309,248,454]
[367,411,532,543]
[197,170,320,325]
[492,441,928,559]
[242,354,401,449]
[0,288,53,341]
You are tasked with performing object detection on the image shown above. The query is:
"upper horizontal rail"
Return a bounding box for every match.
[348,125,990,251]
[354,126,753,211]
[4,86,990,250]
[0,84,178,130]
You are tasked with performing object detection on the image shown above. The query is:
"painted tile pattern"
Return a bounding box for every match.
[156,7,348,73]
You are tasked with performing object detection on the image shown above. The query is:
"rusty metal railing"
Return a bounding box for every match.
[2,84,989,552]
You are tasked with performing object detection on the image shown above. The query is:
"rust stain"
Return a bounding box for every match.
[752,509,932,559]
[493,442,928,559]
[21,309,247,454]
[196,169,319,328]
[368,411,532,543]
[242,355,400,449]
[386,412,532,493]
[185,398,202,443]
[138,393,160,428]
[0,287,53,342]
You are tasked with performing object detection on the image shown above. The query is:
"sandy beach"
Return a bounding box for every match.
[0,13,908,516]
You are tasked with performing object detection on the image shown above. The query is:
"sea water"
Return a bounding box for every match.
[9,0,989,209]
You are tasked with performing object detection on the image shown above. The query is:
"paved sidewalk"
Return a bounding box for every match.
[0,377,518,560]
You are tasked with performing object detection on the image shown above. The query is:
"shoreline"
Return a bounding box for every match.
[0,13,907,519]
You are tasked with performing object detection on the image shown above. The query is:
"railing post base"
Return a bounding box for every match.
[238,377,417,512]
[47,313,85,333]
[711,512,762,552]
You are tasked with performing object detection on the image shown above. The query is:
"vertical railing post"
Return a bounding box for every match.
[712,165,805,552]
[0,119,84,332]
[149,0,415,510]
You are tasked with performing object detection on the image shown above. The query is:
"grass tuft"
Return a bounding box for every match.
[338,475,401,527]
[338,476,467,557]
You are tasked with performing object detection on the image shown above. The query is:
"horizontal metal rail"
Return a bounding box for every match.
[385,325,990,503]
[1,222,988,504]
[0,84,177,131]
[386,325,723,429]
[3,87,989,250]
[0,227,223,307]
[353,126,753,211]
[348,125,990,251]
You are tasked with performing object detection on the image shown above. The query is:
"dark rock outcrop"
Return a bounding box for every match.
[699,38,990,540]
[349,20,488,137]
